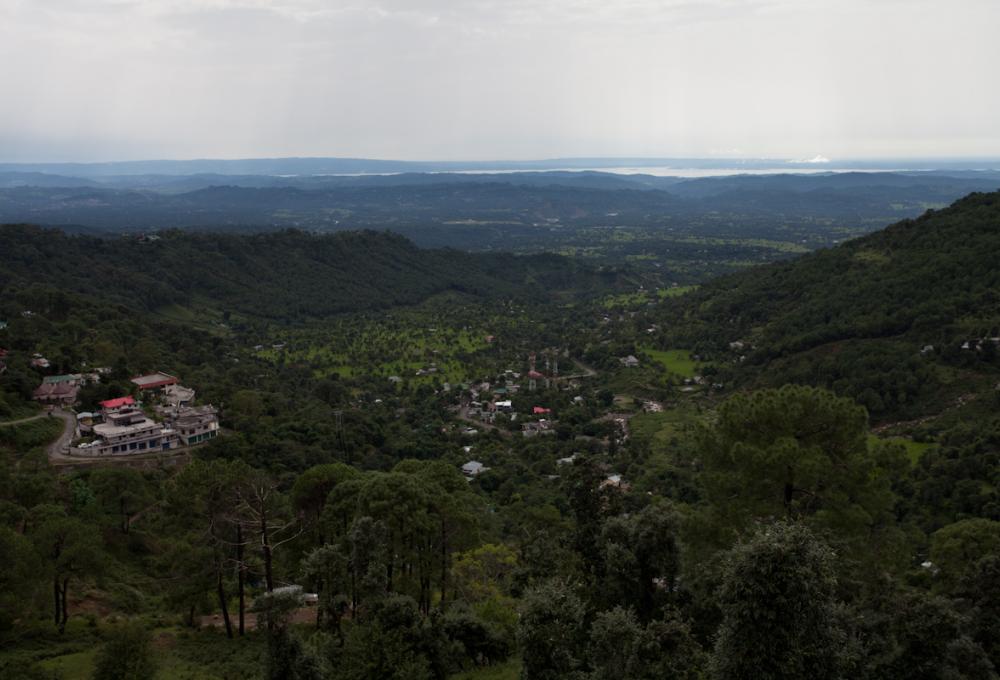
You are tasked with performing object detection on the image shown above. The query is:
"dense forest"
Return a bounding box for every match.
[0,226,628,320]
[648,191,1000,422]
[0,191,998,679]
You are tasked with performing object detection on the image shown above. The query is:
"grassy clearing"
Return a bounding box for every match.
[870,435,937,465]
[29,626,267,680]
[657,285,699,298]
[154,302,233,337]
[37,648,97,680]
[630,408,701,449]
[642,348,701,378]
[602,291,651,309]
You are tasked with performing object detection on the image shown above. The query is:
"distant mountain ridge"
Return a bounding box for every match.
[3,155,999,177]
[0,172,996,245]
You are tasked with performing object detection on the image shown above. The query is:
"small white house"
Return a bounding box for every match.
[462,460,488,477]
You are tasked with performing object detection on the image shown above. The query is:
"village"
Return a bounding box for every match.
[29,367,219,459]
[452,350,632,492]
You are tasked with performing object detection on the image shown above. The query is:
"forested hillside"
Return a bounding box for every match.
[1,193,998,679]
[656,191,1000,420]
[0,225,625,320]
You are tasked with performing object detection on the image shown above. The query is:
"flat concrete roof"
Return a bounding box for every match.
[131,372,179,389]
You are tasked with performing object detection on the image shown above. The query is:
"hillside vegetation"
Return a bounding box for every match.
[0,226,625,320]
[1,192,999,679]
[657,191,1000,421]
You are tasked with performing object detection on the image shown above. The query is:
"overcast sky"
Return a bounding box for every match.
[1,0,998,162]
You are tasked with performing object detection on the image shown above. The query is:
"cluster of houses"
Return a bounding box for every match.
[26,368,221,458]
[466,391,559,438]
[73,397,218,457]
[32,369,110,405]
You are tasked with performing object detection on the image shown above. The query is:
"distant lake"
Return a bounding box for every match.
[447,165,905,178]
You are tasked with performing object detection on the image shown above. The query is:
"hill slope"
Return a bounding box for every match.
[0,225,624,320]
[661,191,1000,421]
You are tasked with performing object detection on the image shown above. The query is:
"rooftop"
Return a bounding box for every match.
[173,405,219,427]
[43,374,79,384]
[93,418,165,437]
[100,395,136,410]
[33,381,78,399]
[131,372,179,389]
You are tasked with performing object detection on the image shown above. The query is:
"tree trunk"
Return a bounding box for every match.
[237,524,246,636]
[260,504,274,592]
[53,576,62,627]
[421,575,431,615]
[217,570,233,639]
[784,466,795,518]
[59,577,69,634]
[439,523,448,608]
[350,572,357,619]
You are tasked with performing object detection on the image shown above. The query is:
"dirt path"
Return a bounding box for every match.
[558,359,598,381]
[872,392,979,434]
[0,412,46,427]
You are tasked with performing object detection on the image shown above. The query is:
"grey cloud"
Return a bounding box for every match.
[2,0,998,161]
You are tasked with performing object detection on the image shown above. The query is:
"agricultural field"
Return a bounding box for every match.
[641,348,706,379]
[251,294,580,386]
[657,285,699,299]
[602,285,698,309]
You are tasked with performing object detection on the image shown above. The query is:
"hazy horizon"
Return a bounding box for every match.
[3,0,999,163]
[3,154,1000,171]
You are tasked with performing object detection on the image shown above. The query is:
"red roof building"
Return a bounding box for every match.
[99,396,136,411]
[532,406,551,415]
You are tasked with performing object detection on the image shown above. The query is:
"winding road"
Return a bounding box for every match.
[44,408,79,462]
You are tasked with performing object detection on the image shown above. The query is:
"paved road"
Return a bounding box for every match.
[45,408,78,461]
